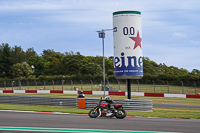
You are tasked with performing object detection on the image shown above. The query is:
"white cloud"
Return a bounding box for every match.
[173,32,186,38]
[191,41,200,45]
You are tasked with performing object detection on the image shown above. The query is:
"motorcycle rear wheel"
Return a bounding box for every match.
[88,109,99,118]
[115,109,126,119]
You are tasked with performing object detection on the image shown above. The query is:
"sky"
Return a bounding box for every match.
[0,0,200,72]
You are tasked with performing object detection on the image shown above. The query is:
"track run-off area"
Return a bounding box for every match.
[0,110,200,133]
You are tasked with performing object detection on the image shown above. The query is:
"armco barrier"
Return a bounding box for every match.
[76,98,152,111]
[0,95,76,107]
[0,95,152,111]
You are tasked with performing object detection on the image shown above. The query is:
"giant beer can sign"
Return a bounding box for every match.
[113,11,143,79]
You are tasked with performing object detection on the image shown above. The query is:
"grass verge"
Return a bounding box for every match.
[0,104,199,119]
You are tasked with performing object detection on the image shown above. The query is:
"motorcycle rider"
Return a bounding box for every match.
[101,96,115,115]
[77,91,85,98]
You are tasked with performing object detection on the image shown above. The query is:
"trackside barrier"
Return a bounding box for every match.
[76,98,153,111]
[0,95,152,111]
[0,95,76,107]
[164,94,186,98]
[0,90,199,99]
[78,98,86,109]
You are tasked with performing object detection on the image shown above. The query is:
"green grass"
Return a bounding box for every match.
[128,107,200,119]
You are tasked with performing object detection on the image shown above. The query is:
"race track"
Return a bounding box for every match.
[0,110,199,133]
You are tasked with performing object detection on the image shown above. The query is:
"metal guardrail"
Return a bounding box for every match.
[80,98,152,111]
[0,95,152,111]
[0,95,76,107]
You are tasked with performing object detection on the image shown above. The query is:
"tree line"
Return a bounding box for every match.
[0,43,200,85]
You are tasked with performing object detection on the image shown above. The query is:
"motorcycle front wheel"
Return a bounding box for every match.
[88,109,99,118]
[115,109,126,119]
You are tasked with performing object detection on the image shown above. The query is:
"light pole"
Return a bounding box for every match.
[97,29,113,98]
[97,30,106,98]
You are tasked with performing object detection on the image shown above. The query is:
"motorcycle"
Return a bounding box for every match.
[88,97,126,119]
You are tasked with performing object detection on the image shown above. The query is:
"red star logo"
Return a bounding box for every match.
[129,31,142,50]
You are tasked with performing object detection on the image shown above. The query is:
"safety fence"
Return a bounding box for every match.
[0,95,152,111]
[0,80,200,95]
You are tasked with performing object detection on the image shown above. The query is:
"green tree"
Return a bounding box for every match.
[61,54,83,75]
[25,47,37,61]
[143,57,162,75]
[43,57,62,75]
[27,56,46,77]
[10,63,33,78]
[10,45,25,64]
[80,63,102,76]
[0,43,13,77]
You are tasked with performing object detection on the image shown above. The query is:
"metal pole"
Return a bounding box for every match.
[52,80,54,90]
[91,80,93,91]
[181,81,184,94]
[137,80,139,92]
[100,80,102,90]
[43,80,45,90]
[12,81,14,90]
[80,80,82,90]
[27,81,29,90]
[71,80,73,90]
[62,80,64,90]
[166,81,169,93]
[152,80,155,93]
[3,81,6,90]
[102,36,105,98]
[194,81,196,95]
[19,81,21,90]
[35,81,37,90]
[127,79,131,99]
[118,80,120,91]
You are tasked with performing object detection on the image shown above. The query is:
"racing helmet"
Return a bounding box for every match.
[105,96,110,100]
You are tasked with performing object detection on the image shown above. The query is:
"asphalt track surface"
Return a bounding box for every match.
[0,111,200,133]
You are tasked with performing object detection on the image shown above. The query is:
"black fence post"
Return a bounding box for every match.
[127,79,131,99]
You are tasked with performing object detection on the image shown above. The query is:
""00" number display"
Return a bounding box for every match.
[123,27,135,35]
